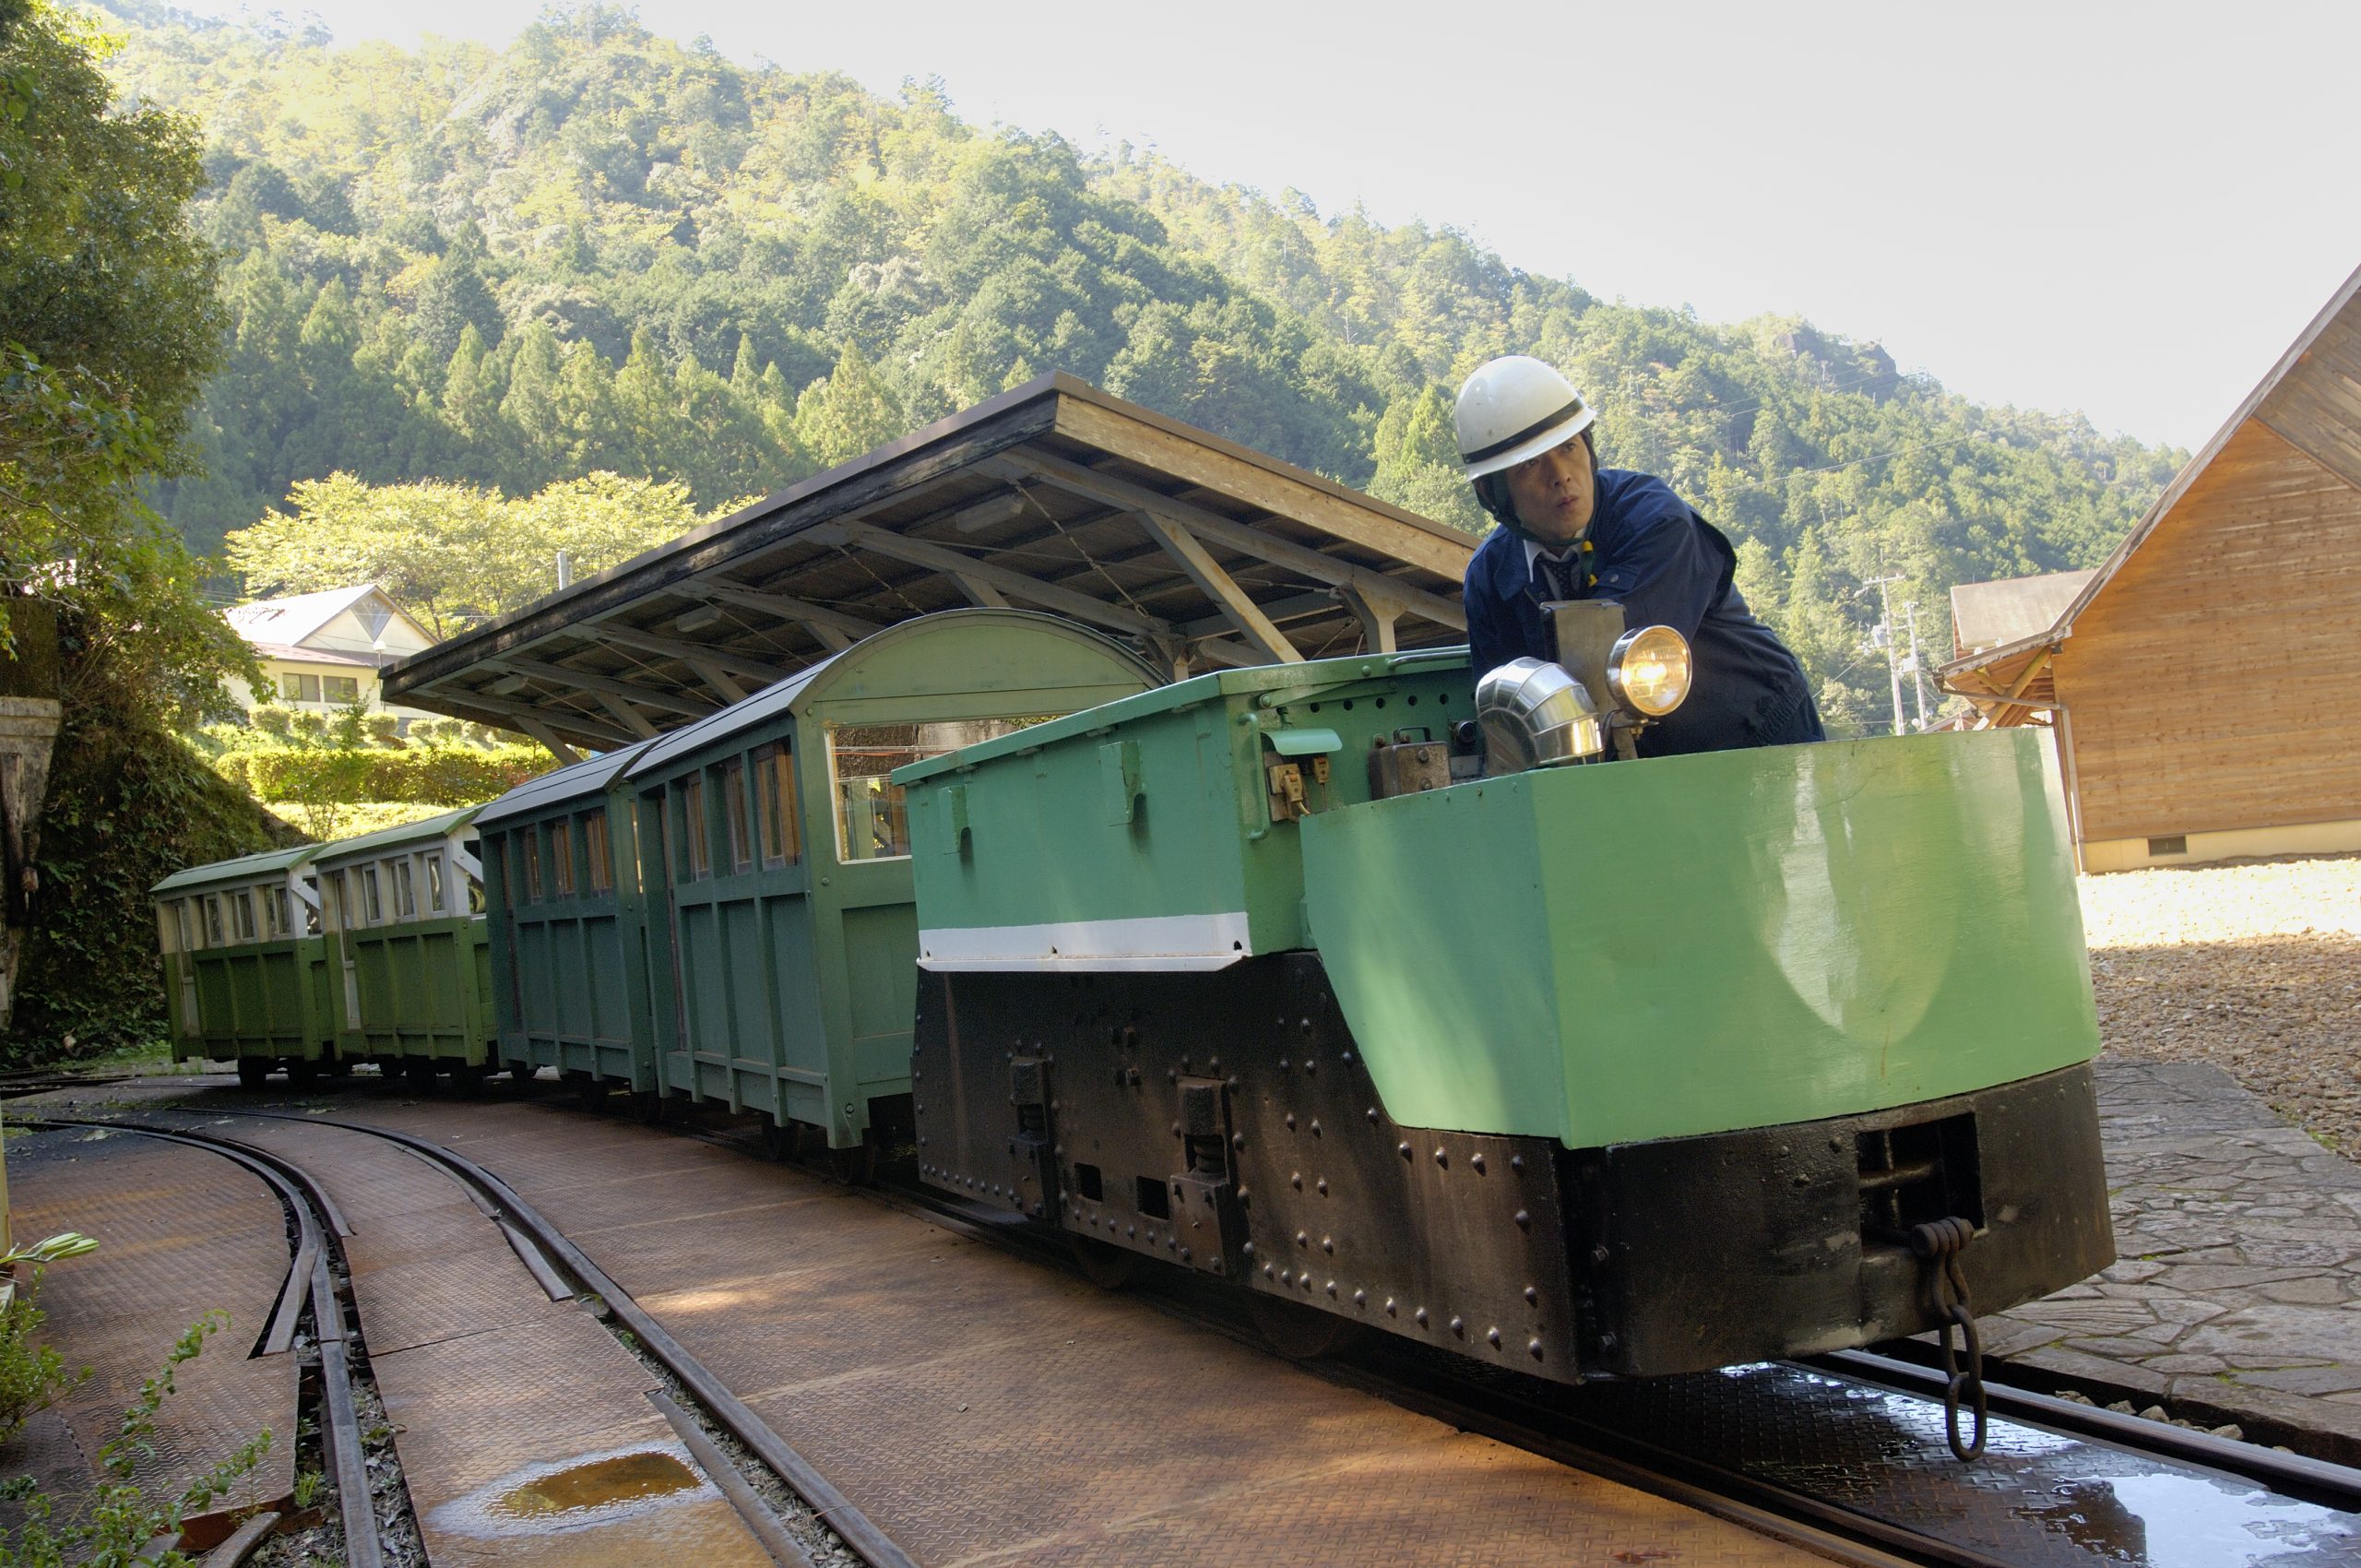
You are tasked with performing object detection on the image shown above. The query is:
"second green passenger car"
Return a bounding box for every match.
[314,807,496,1086]
[152,844,334,1086]
[619,609,1157,1167]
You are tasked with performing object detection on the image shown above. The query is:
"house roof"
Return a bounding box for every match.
[1949,569,2098,659]
[247,642,383,670]
[377,373,1478,757]
[226,584,428,665]
[1940,261,2361,725]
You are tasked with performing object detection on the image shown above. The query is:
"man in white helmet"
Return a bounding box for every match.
[1456,355,1822,755]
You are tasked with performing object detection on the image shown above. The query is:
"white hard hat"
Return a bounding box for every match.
[1455,356,1596,481]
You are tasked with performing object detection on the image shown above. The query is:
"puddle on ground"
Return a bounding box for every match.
[433,1444,715,1538]
[491,1451,700,1519]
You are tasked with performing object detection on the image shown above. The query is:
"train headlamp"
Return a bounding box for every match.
[1605,625,1692,718]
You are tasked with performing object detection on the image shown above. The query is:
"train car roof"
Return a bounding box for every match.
[473,738,656,830]
[308,806,481,867]
[151,841,322,897]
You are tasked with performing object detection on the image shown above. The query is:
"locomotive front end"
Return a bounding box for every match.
[898,648,2114,1384]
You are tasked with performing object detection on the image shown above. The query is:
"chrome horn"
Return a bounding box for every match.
[1475,658,1607,774]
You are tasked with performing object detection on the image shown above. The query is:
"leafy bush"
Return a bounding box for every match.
[8,690,296,1063]
[0,1313,270,1567]
[229,742,549,809]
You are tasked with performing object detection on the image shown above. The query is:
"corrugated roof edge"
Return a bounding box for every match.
[152,841,322,896]
[474,739,655,829]
[309,806,480,865]
[892,646,1470,786]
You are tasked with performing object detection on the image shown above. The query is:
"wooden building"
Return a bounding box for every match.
[1943,263,2361,872]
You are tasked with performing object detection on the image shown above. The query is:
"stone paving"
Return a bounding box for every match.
[1975,1058,2361,1462]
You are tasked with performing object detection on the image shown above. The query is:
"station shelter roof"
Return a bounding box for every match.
[1940,261,2361,729]
[379,374,1478,758]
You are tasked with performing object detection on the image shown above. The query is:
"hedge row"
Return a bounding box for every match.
[213,742,551,807]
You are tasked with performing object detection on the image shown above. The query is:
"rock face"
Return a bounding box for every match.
[0,602,62,1038]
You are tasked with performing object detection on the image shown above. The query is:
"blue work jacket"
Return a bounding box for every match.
[1463,468,1824,756]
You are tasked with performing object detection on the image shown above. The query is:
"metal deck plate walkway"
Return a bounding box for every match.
[7,1129,297,1527]
[304,1092,1818,1567]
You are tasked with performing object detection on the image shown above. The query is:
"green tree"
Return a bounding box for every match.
[1367,386,1488,534]
[791,344,906,467]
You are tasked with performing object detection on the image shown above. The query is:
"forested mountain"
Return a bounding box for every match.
[96,1,2186,732]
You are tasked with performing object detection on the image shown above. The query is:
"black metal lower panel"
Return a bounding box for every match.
[913,955,2114,1383]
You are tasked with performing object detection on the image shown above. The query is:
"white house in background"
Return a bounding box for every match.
[223,585,442,724]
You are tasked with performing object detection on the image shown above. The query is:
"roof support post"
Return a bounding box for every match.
[1133,511,1303,664]
[1981,647,2054,730]
[1336,583,1402,655]
[592,693,661,741]
[516,717,583,766]
[686,659,751,706]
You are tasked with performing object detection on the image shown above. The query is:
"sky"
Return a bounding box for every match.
[197,0,2361,451]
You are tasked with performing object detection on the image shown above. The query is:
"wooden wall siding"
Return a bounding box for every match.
[2259,301,2361,494]
[2058,421,2361,842]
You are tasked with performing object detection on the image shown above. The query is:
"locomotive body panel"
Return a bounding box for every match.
[1301,727,2099,1146]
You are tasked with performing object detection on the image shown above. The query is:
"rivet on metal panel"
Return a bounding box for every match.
[1127,1225,1137,1238]
[1280,1269,1293,1285]
[1367,1107,1380,1123]
[1325,1280,1337,1297]
[1450,1316,1465,1337]
[1353,1289,1368,1307]
[1167,1070,1178,1084]
[1471,1151,1486,1173]
[1264,1265,1275,1278]
[1384,1298,1398,1316]
[1514,1209,1531,1229]
[1170,1123,1182,1137]
[1231,1133,1245,1150]
[1180,1247,1191,1262]
[1290,1171,1302,1190]
[1320,1236,1333,1253]
[1304,1058,1316,1075]
[1397,1142,1412,1158]
[1416,1308,1430,1327]
[1311,1121,1323,1137]
[1525,1285,1540,1305]
[918,1136,928,1147]
[1242,1241,1256,1256]
[1316,1179,1328,1196]
[1226,1075,1240,1091]
[1434,1146,1448,1168]
[1278,1058,1290,1072]
[1208,1057,1219,1071]
[1295,1230,1308,1248]
[1299,1017,1313,1034]
[1238,1185,1252,1203]
[1299,1275,1312,1292]
[1511,1154,1526,1173]
[1285,1113,1297,1131]
[1529,1338,1546,1360]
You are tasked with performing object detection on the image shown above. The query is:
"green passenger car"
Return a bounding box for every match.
[314,808,496,1084]
[151,845,336,1086]
[623,609,1156,1160]
[477,741,657,1093]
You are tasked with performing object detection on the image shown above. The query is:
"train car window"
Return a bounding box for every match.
[678,774,711,880]
[826,719,1041,862]
[303,888,322,936]
[229,890,255,942]
[551,820,576,897]
[392,858,416,919]
[176,899,197,953]
[205,895,225,946]
[584,810,613,894]
[721,760,753,873]
[753,744,800,866]
[362,864,384,924]
[424,851,446,912]
[524,830,543,902]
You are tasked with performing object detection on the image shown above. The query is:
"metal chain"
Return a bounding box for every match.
[1908,1217,1987,1461]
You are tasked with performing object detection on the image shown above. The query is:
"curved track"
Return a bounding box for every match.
[48,1084,2361,1568]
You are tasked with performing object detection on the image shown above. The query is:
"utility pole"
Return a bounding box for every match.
[1863,574,1907,737]
[1903,600,1930,731]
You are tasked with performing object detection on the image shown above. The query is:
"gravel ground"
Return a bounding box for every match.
[2081,854,2361,1160]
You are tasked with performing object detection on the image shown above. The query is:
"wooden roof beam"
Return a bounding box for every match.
[805,518,1172,641]
[516,717,583,767]
[689,581,884,648]
[592,692,662,741]
[686,659,752,705]
[436,689,636,751]
[582,624,791,686]
[487,656,718,719]
[981,450,1468,633]
[1135,510,1303,663]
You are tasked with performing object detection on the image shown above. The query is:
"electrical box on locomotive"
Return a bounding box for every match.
[895,647,2115,1381]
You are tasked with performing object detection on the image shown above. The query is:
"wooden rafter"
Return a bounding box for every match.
[1133,510,1302,663]
[586,624,789,685]
[489,656,718,719]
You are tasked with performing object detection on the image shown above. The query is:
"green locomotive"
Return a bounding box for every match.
[896,644,2113,1380]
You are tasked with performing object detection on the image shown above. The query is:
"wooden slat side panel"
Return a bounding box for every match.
[2058,421,2361,841]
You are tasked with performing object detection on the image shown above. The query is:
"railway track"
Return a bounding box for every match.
[36,1083,2361,1567]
